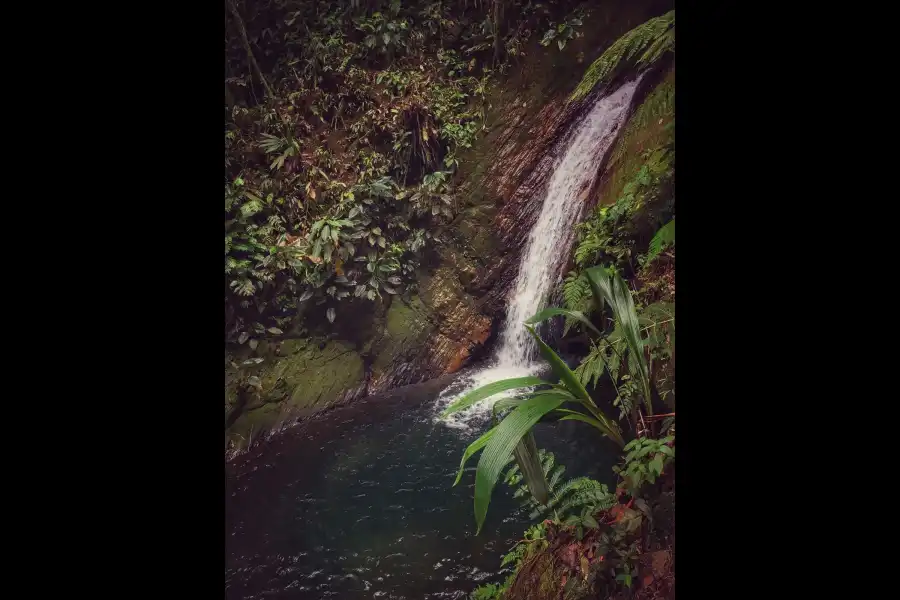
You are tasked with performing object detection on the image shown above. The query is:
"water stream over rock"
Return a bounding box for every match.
[435,75,644,429]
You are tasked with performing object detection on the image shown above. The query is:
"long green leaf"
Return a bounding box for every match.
[553,408,588,416]
[523,391,582,426]
[473,393,566,533]
[525,325,593,405]
[494,390,578,423]
[553,404,622,446]
[646,219,675,263]
[531,390,578,403]
[440,376,547,418]
[579,402,624,447]
[453,426,495,486]
[491,389,577,420]
[512,431,548,506]
[492,396,524,419]
[585,267,654,415]
[558,413,623,444]
[524,325,623,445]
[524,308,602,337]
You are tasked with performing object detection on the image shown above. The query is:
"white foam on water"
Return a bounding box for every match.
[432,361,540,432]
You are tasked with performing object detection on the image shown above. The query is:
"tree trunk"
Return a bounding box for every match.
[492,0,504,66]
[226,0,274,99]
[225,82,236,110]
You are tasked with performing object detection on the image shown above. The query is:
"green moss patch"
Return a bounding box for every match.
[370,295,435,372]
[227,339,365,444]
[597,66,674,207]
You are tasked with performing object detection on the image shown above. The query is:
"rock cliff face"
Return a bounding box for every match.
[225,0,672,445]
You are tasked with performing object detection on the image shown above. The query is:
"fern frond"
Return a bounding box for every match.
[503,462,521,485]
[570,10,675,102]
[638,27,675,66]
[504,450,615,523]
[562,271,594,334]
[500,544,526,568]
[574,233,608,268]
[259,133,288,154]
[641,301,674,324]
[548,464,566,490]
[556,485,615,516]
[532,476,598,518]
[240,198,263,218]
[230,278,256,297]
[540,450,556,475]
[574,342,608,388]
[645,219,675,265]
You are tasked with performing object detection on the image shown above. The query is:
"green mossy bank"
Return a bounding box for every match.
[226,339,365,442]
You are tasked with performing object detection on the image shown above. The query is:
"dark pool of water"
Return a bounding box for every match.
[225,370,620,599]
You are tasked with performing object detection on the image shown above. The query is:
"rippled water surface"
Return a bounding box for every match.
[226,371,617,599]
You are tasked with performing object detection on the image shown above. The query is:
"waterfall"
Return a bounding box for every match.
[436,76,645,429]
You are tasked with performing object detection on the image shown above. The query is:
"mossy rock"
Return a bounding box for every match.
[457,205,500,260]
[276,337,311,356]
[227,339,365,445]
[596,66,674,207]
[370,295,435,373]
[274,341,364,408]
[232,402,283,442]
[224,385,238,411]
[419,264,470,314]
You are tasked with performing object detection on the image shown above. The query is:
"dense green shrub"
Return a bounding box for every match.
[224,0,590,344]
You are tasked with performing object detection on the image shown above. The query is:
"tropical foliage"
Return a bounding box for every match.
[571,142,674,277]
[569,9,674,102]
[539,8,587,51]
[455,14,677,597]
[644,218,674,266]
[224,0,600,345]
[441,288,631,530]
[444,264,674,534]
[614,435,674,493]
[505,450,615,532]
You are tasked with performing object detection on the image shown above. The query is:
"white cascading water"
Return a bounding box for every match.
[435,76,645,430]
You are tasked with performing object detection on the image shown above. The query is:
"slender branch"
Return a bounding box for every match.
[637,409,648,437]
[643,412,675,421]
[227,0,274,99]
[641,318,674,332]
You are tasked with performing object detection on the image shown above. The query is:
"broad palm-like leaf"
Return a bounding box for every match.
[511,431,548,506]
[557,412,620,436]
[492,389,572,420]
[453,427,495,486]
[491,396,525,417]
[440,376,547,417]
[525,325,593,405]
[526,325,623,446]
[525,307,603,337]
[472,393,567,533]
[445,313,622,533]
[585,266,654,415]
